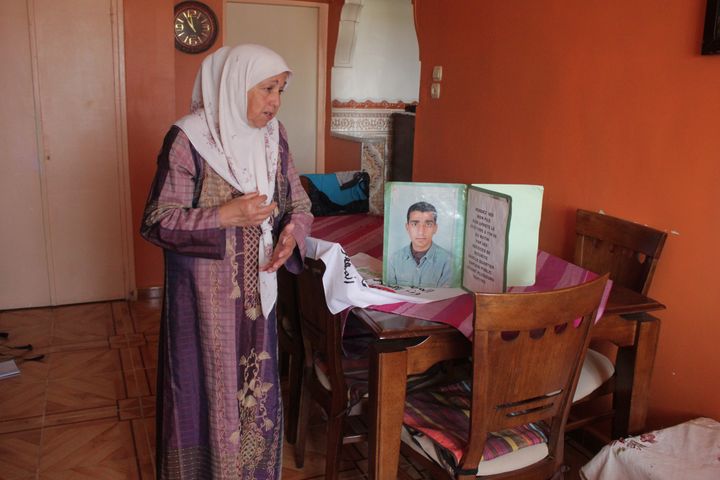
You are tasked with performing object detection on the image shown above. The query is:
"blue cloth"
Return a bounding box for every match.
[386,242,454,287]
[302,172,369,216]
[303,173,368,204]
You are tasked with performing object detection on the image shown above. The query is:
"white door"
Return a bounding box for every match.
[225,0,326,174]
[1,0,52,308]
[0,0,132,309]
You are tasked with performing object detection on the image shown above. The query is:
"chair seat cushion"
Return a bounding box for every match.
[402,427,549,476]
[402,380,549,474]
[574,348,615,402]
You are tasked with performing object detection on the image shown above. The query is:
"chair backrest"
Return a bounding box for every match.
[574,209,666,295]
[460,274,609,475]
[296,257,349,405]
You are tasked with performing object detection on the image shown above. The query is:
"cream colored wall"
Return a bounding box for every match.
[331,0,419,102]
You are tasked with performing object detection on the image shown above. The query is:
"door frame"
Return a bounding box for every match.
[224,0,328,173]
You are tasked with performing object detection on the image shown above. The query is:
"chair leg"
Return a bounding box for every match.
[285,351,303,444]
[324,414,344,480]
[293,368,312,468]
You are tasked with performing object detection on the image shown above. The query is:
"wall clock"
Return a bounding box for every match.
[174,1,218,54]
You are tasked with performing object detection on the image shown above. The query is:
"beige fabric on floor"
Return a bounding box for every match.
[581,417,720,479]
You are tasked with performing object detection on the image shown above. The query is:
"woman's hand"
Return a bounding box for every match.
[218,192,277,228]
[260,223,297,273]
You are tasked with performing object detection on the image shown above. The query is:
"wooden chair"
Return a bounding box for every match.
[574,209,666,296]
[276,266,303,444]
[399,274,609,479]
[569,209,667,439]
[293,257,370,478]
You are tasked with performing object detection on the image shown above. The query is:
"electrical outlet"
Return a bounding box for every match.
[431,82,441,99]
[432,65,443,82]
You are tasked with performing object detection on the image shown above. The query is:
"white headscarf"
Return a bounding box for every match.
[175,44,292,319]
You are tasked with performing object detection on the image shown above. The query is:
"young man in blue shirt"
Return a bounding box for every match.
[387,201,453,287]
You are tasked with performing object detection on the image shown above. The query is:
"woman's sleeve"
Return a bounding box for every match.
[279,135,313,274]
[140,128,226,259]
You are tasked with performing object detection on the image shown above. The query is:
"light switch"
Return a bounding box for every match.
[431,82,441,99]
[432,65,443,82]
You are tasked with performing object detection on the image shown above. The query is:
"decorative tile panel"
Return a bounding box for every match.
[331,106,409,214]
[331,108,398,135]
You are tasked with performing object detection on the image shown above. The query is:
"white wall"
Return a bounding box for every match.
[332,0,420,103]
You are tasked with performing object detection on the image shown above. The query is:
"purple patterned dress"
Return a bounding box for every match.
[141,125,312,479]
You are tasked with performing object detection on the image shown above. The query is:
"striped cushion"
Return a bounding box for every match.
[402,426,549,476]
[403,380,549,471]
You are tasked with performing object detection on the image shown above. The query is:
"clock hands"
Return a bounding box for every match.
[184,11,197,33]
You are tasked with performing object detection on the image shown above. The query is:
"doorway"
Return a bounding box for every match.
[225,0,328,174]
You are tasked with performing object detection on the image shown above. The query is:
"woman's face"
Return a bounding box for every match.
[246,72,289,128]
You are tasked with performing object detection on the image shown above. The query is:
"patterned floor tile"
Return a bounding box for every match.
[119,348,151,398]
[51,303,114,346]
[110,302,135,336]
[0,428,41,479]
[0,381,46,421]
[139,396,156,418]
[117,398,142,421]
[110,334,146,350]
[130,417,155,471]
[0,308,53,349]
[39,419,138,477]
[43,406,118,429]
[37,458,140,479]
[45,372,125,414]
[129,302,161,336]
[47,349,121,380]
[143,368,157,396]
[43,349,124,416]
[0,416,44,436]
[138,343,158,371]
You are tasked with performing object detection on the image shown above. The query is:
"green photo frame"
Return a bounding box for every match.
[383,182,466,288]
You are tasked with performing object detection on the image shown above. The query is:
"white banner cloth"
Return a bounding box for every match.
[305,237,466,314]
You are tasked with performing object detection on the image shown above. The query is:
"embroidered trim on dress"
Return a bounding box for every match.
[229,349,275,477]
[243,226,262,320]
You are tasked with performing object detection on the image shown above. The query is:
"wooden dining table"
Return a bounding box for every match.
[350,286,664,480]
[308,214,665,480]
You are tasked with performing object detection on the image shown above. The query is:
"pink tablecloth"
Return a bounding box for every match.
[311,214,384,258]
[311,214,610,339]
[370,250,609,338]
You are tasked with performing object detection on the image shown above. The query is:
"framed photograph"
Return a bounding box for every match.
[702,0,720,55]
[382,182,466,288]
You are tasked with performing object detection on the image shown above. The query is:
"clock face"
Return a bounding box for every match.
[174,2,218,54]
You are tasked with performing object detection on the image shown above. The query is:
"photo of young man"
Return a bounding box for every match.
[386,201,453,287]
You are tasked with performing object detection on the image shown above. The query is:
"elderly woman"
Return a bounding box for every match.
[141,44,312,479]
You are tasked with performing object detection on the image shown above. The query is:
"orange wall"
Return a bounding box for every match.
[125,0,176,289]
[413,0,720,426]
[124,0,720,427]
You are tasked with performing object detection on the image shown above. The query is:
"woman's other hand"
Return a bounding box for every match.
[260,224,297,273]
[218,192,277,227]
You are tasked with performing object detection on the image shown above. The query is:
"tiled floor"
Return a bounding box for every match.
[0,299,592,479]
